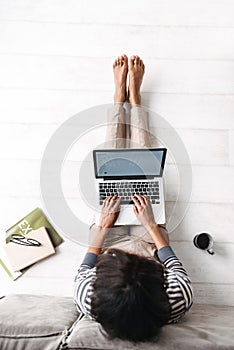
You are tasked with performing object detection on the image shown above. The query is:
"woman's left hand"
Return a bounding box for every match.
[98,195,121,229]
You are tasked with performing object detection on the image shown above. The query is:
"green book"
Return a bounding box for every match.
[6,208,63,247]
[0,208,63,280]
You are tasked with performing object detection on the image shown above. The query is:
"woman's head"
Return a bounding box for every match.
[91,248,170,342]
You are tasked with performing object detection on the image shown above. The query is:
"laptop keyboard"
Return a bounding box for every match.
[99,181,160,205]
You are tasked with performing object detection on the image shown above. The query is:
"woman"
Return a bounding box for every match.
[73,55,193,342]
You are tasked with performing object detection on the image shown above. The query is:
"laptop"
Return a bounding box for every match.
[93,148,167,225]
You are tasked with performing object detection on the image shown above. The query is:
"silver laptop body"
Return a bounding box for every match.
[93,148,167,225]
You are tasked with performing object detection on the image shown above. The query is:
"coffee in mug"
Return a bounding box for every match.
[193,233,215,255]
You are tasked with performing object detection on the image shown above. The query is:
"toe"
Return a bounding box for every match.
[130,56,135,68]
[113,59,118,68]
[117,57,122,66]
[135,56,140,64]
[123,54,128,65]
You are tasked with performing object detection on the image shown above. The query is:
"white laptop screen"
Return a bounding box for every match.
[93,148,167,179]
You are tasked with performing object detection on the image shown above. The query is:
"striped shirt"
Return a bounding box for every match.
[73,246,193,323]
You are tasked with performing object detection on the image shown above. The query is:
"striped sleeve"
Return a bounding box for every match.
[73,253,97,318]
[157,246,193,323]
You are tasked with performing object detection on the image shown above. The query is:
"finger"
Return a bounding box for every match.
[112,197,121,211]
[104,196,112,207]
[134,194,145,206]
[142,195,149,204]
[133,204,138,216]
[110,194,118,200]
[109,195,118,205]
[132,196,141,210]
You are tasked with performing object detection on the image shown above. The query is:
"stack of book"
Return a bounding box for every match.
[0,208,63,280]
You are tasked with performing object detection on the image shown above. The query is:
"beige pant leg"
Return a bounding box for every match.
[105,104,126,148]
[129,106,152,148]
[90,104,129,247]
[129,106,169,256]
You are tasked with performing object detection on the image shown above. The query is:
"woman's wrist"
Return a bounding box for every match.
[96,225,111,233]
[143,221,157,232]
[87,225,109,255]
[148,223,169,250]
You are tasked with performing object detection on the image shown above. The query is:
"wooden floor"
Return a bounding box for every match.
[0,0,234,305]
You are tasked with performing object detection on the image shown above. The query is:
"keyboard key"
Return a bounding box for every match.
[121,200,134,205]
[151,196,159,200]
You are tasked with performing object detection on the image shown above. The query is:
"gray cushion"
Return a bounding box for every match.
[66,304,234,350]
[0,294,79,350]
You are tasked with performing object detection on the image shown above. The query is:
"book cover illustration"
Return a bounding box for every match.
[0,207,63,280]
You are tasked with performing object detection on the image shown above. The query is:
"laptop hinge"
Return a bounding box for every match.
[102,176,155,181]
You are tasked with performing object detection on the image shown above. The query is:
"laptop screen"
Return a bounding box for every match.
[93,148,167,179]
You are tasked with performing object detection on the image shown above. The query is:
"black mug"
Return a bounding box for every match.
[193,233,215,255]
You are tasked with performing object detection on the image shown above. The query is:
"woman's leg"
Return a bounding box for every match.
[105,104,126,149]
[128,55,169,253]
[128,55,151,148]
[90,55,129,248]
[104,54,128,148]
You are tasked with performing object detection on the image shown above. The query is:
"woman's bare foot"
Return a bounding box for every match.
[113,54,128,104]
[128,55,145,106]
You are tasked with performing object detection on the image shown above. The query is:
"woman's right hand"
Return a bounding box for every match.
[99,195,121,229]
[132,194,156,230]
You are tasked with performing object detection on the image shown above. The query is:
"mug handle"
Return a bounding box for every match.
[207,248,215,255]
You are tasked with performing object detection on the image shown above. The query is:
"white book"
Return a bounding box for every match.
[3,227,55,272]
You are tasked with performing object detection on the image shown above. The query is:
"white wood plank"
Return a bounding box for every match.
[0,56,234,94]
[81,0,234,27]
[0,123,107,160]
[0,196,42,232]
[171,241,234,284]
[151,128,229,166]
[0,123,57,159]
[146,94,234,130]
[229,129,234,165]
[0,0,84,23]
[167,202,234,243]
[165,164,234,203]
[0,90,234,131]
[0,0,233,27]
[0,159,40,196]
[1,22,234,60]
[193,283,234,306]
[190,165,234,203]
[0,275,75,297]
[0,89,112,124]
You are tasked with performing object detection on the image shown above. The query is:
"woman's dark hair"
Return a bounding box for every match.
[91,248,170,342]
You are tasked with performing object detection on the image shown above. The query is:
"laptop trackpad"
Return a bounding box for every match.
[115,206,140,226]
